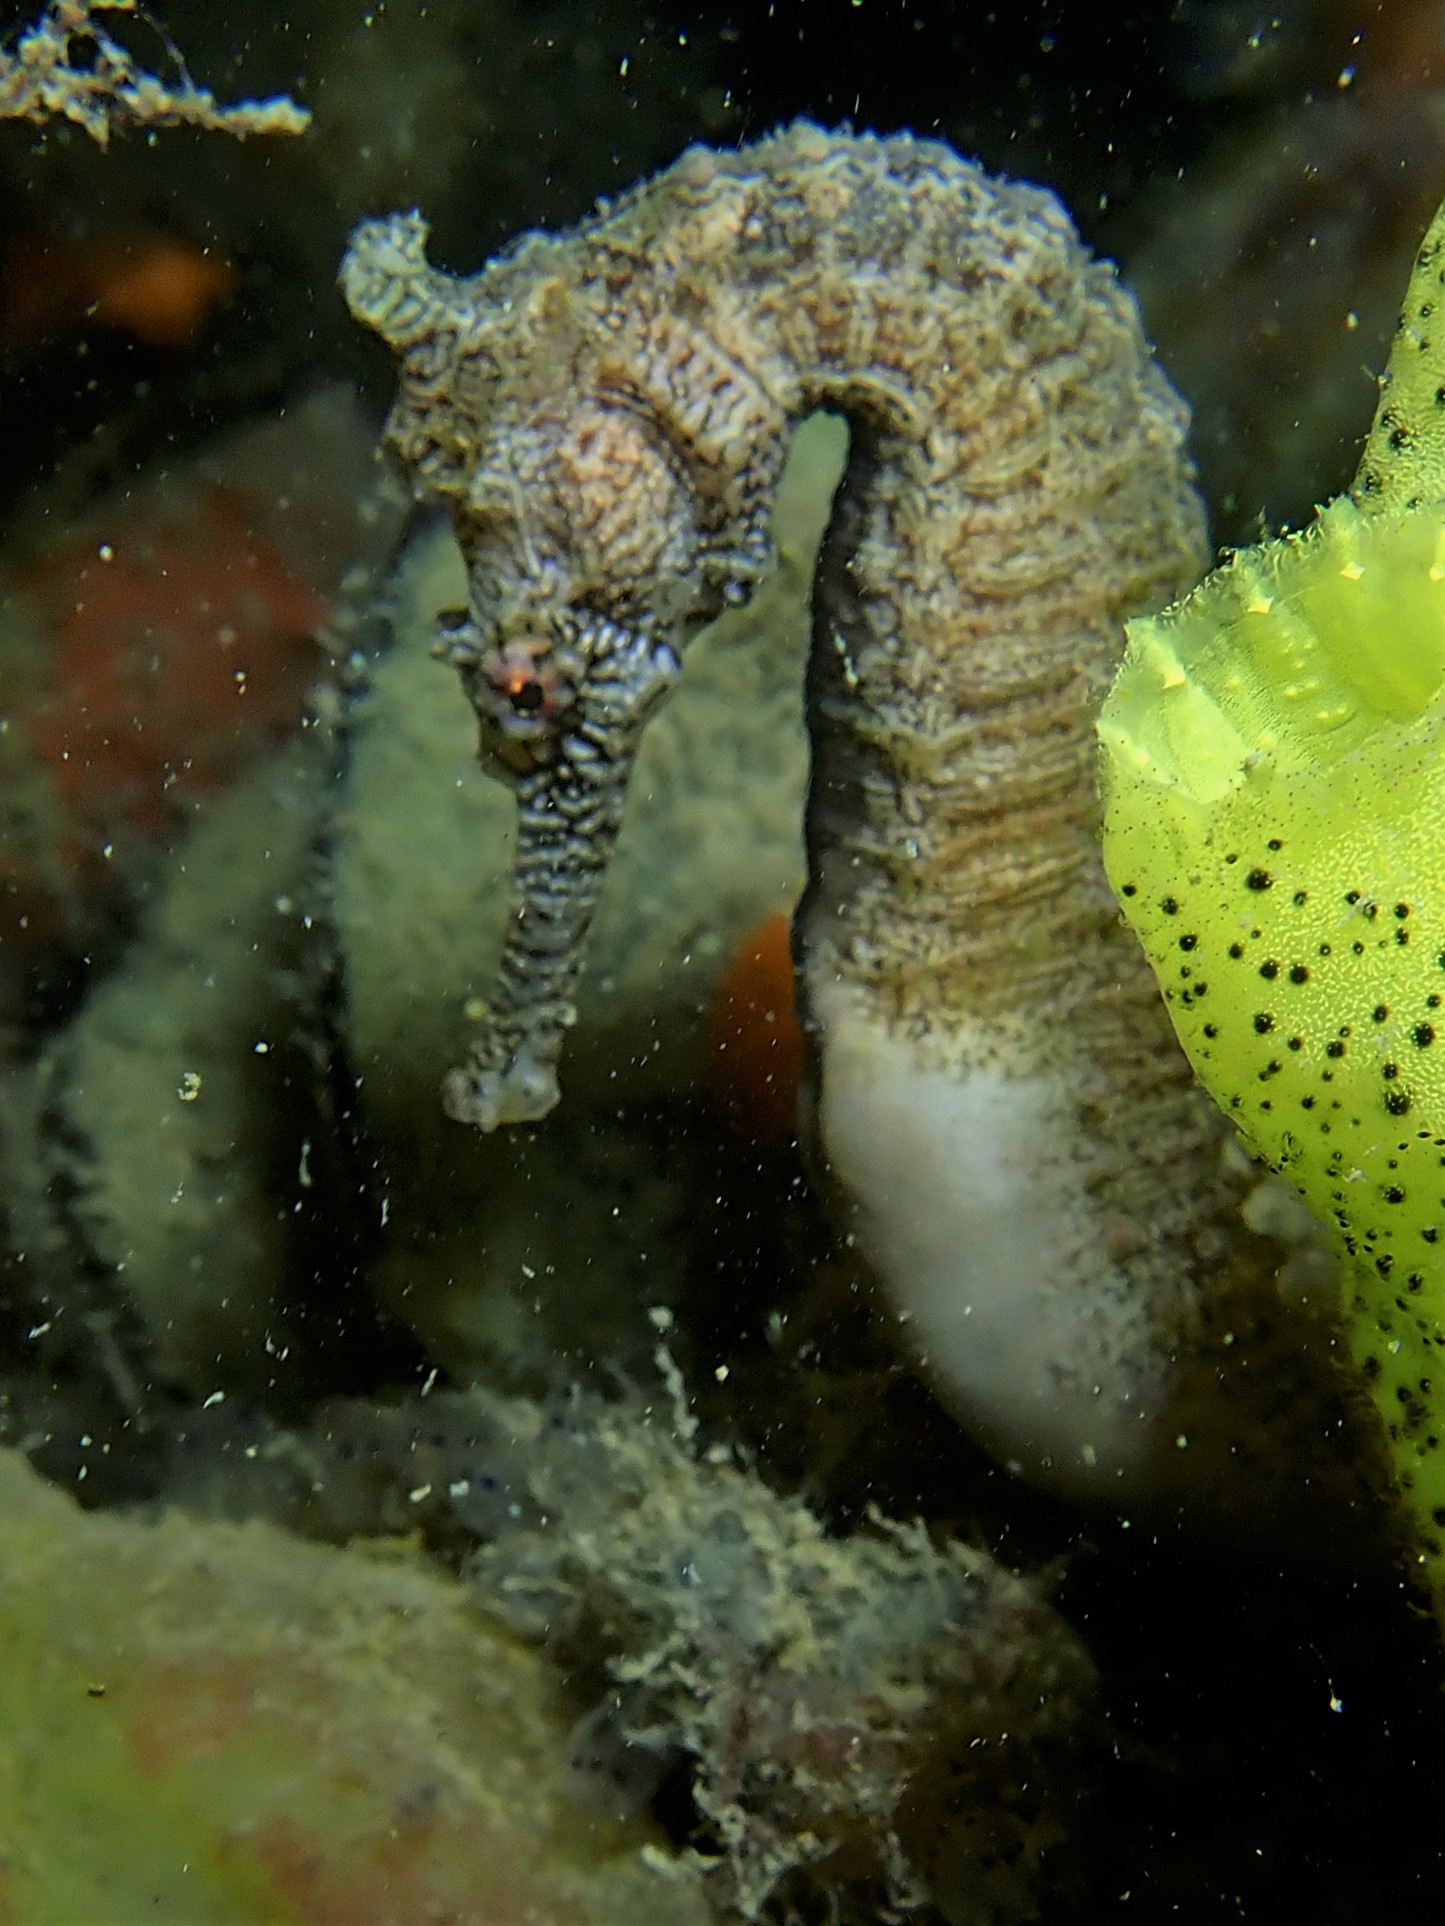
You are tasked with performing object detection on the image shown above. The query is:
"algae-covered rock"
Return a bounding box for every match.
[4,738,331,1405]
[308,1381,1099,1924]
[0,1443,710,1925]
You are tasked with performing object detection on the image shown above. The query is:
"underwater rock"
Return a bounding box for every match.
[0,387,410,1412]
[3,738,331,1407]
[0,384,397,979]
[341,121,1366,1523]
[0,1440,710,1924]
[306,1380,1098,1924]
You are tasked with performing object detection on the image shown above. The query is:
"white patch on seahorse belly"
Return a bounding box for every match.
[810,977,1171,1502]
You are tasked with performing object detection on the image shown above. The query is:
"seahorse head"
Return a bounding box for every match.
[427,399,703,774]
[344,215,711,776]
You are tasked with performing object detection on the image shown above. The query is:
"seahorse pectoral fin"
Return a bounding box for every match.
[443,619,682,1131]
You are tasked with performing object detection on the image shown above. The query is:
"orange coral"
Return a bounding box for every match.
[2,230,239,354]
[86,236,239,350]
[707,910,804,1147]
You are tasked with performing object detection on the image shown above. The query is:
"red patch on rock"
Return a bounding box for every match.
[15,484,325,844]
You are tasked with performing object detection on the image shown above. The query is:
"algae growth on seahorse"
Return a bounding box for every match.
[341,124,1373,1520]
[1100,194,1445,1611]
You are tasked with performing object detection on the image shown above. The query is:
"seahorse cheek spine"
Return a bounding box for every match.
[343,126,1339,1512]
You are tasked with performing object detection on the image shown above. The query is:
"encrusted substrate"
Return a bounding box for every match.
[2,740,329,1406]
[304,1383,1098,1923]
[0,1441,712,1925]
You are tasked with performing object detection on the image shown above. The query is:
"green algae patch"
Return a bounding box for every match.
[0,1449,710,1926]
[1099,191,1445,1622]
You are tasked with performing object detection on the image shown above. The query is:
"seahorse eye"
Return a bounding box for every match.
[472,632,578,774]
[506,674,547,716]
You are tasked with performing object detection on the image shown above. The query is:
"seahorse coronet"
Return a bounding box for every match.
[343,123,1376,1521]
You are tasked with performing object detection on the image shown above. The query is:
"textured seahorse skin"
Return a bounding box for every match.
[342,124,1374,1518]
[1101,191,1445,1603]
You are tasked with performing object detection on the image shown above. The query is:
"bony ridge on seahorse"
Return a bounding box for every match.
[342,122,1380,1525]
[1099,191,1445,1616]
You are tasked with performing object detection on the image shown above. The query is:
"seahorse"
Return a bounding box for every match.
[341,123,1371,1515]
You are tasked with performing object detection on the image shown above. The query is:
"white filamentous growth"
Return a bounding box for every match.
[812,980,1167,1498]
